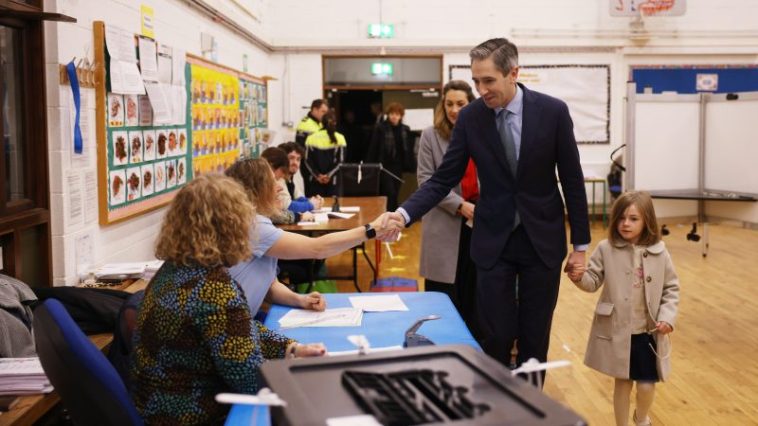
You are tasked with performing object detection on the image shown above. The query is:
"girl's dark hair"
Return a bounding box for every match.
[434,80,476,140]
[608,190,661,246]
[322,111,338,144]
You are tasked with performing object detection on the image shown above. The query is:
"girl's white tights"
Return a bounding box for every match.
[614,378,656,425]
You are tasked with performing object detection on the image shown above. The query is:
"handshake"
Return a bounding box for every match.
[369,211,408,242]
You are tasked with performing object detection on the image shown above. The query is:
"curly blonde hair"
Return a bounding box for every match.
[155,174,254,267]
[225,158,280,217]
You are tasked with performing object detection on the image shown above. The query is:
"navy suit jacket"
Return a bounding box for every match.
[401,84,590,269]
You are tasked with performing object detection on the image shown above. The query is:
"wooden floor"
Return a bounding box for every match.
[326,220,758,425]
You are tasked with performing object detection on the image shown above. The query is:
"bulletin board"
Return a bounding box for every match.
[449,64,610,144]
[95,21,192,225]
[238,72,269,158]
[95,21,269,225]
[187,55,270,176]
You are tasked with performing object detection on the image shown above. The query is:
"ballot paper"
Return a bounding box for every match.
[0,358,53,396]
[297,213,329,226]
[327,345,403,357]
[315,206,360,213]
[349,294,409,312]
[327,212,354,219]
[278,307,363,328]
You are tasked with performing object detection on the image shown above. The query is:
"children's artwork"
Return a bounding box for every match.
[108,94,124,127]
[126,166,141,201]
[141,164,154,196]
[177,157,187,184]
[138,95,153,126]
[178,128,187,155]
[112,131,129,166]
[109,169,126,205]
[167,129,178,156]
[143,130,156,161]
[154,161,166,192]
[166,160,177,188]
[125,94,139,126]
[156,130,168,159]
[128,131,143,163]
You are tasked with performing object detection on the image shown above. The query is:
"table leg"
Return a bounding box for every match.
[602,181,607,227]
[702,222,710,257]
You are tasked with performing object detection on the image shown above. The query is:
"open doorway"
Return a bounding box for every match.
[326,89,440,202]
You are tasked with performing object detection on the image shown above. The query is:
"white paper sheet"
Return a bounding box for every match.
[327,345,403,357]
[104,24,137,63]
[278,307,363,328]
[157,44,173,84]
[138,37,159,82]
[326,415,382,426]
[66,171,83,228]
[172,48,186,86]
[349,295,409,312]
[315,206,360,213]
[171,85,187,125]
[144,82,171,124]
[327,212,354,219]
[84,170,98,224]
[110,60,146,95]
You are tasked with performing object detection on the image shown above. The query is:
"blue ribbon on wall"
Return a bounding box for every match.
[66,61,83,154]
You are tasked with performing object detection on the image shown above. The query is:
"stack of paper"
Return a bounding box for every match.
[0,358,53,396]
[315,206,360,213]
[297,213,329,226]
[278,308,363,328]
[94,260,164,280]
[349,295,409,312]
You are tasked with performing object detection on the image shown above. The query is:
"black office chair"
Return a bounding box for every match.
[33,298,143,426]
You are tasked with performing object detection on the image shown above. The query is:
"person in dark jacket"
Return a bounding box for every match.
[304,112,346,196]
[367,102,416,210]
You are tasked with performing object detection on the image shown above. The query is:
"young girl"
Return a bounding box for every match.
[567,191,680,426]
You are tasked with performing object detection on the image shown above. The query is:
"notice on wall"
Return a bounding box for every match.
[84,170,98,224]
[138,36,159,82]
[105,24,145,95]
[66,171,84,228]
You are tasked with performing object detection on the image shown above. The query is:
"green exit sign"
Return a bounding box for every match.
[371,63,393,76]
[368,23,394,38]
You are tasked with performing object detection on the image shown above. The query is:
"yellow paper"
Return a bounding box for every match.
[140,4,155,38]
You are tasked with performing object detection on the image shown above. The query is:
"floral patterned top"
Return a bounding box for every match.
[131,262,294,425]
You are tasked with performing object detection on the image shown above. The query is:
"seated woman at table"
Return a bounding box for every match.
[225,158,392,316]
[131,174,325,426]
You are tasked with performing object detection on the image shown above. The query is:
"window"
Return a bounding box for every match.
[0,0,52,286]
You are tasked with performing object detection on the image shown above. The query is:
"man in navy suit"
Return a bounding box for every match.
[382,38,590,373]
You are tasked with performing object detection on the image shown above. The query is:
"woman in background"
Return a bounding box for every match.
[417,80,480,339]
[367,102,415,211]
[131,174,324,426]
[305,111,346,196]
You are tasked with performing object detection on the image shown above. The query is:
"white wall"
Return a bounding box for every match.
[44,0,758,285]
[45,0,275,285]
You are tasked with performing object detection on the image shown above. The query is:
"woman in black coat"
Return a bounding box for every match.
[367,102,415,211]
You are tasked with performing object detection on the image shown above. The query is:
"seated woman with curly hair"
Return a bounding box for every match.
[131,174,324,426]
[225,158,394,317]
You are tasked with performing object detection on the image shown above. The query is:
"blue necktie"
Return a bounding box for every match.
[497,109,517,177]
[497,109,520,228]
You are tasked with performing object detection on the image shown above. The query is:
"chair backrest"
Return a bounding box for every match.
[33,298,143,426]
[338,163,381,196]
[108,290,145,389]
